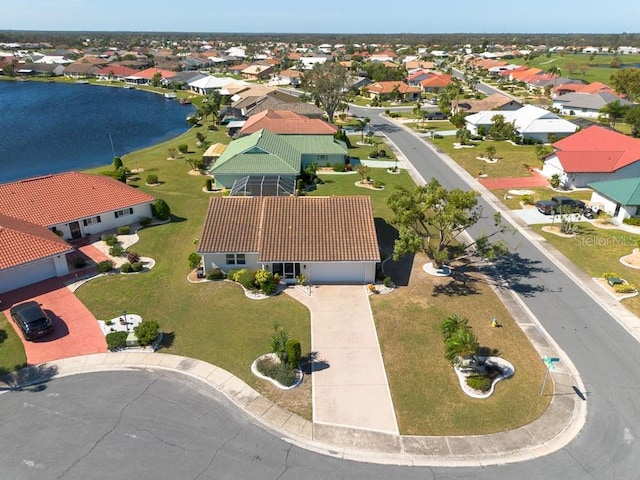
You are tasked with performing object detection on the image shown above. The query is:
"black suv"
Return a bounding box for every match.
[424,111,447,120]
[536,196,586,215]
[9,301,53,340]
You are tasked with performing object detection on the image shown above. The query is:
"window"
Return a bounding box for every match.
[318,154,328,161]
[82,215,102,226]
[225,253,246,265]
[114,208,133,218]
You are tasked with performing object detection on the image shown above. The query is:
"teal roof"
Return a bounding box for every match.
[209,129,301,175]
[589,177,640,205]
[283,135,349,155]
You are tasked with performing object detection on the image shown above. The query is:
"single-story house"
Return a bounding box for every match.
[0,172,156,293]
[363,81,422,102]
[238,109,338,137]
[464,104,577,143]
[588,178,640,223]
[208,128,347,188]
[454,93,523,114]
[241,64,274,81]
[197,196,380,284]
[541,125,640,189]
[552,92,633,118]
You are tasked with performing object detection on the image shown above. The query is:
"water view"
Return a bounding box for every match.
[0,81,193,183]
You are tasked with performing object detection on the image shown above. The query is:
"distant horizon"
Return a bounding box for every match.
[1,0,638,36]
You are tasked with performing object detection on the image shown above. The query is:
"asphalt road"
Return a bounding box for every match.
[352,106,640,478]
[1,108,639,479]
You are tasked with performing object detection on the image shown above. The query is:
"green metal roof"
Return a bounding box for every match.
[589,177,640,205]
[209,129,301,175]
[282,135,349,155]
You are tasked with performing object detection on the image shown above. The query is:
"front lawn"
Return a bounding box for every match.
[371,253,551,435]
[0,313,27,375]
[431,137,542,179]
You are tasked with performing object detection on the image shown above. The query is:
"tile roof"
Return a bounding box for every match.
[0,172,155,227]
[0,213,73,270]
[365,81,422,95]
[552,125,640,173]
[553,92,632,110]
[589,178,640,205]
[134,67,176,79]
[95,65,138,77]
[198,196,380,263]
[240,109,338,136]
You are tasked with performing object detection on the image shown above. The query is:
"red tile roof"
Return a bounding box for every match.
[134,67,176,79]
[552,125,640,173]
[365,81,422,95]
[95,65,139,77]
[0,213,73,270]
[553,81,617,96]
[239,109,338,136]
[0,172,155,227]
[420,74,453,88]
[199,196,380,263]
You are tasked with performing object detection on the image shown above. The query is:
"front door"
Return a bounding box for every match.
[69,221,82,239]
[283,262,300,280]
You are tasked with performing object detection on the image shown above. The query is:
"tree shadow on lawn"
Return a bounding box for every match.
[375,218,414,287]
[0,364,58,392]
[480,252,553,297]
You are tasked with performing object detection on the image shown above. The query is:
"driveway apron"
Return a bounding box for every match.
[1,277,106,365]
[304,285,399,434]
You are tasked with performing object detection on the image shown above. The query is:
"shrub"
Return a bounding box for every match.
[140,217,152,228]
[297,178,304,194]
[521,194,536,205]
[466,375,492,392]
[332,162,346,172]
[368,150,379,158]
[97,260,115,273]
[120,262,133,273]
[433,133,444,139]
[117,225,130,235]
[106,331,128,351]
[255,269,273,285]
[125,251,139,264]
[196,131,205,143]
[261,280,278,295]
[206,268,224,280]
[378,149,387,158]
[146,173,159,185]
[71,256,87,269]
[602,272,619,279]
[228,268,245,282]
[623,217,640,226]
[389,112,400,118]
[188,252,201,269]
[153,199,171,220]
[101,168,126,183]
[237,269,257,289]
[373,180,385,188]
[270,323,289,361]
[383,276,392,288]
[131,261,143,272]
[134,320,160,346]
[384,109,390,114]
[615,283,637,293]
[285,339,302,368]
[113,156,123,170]
[177,144,188,154]
[109,244,125,257]
[550,173,561,189]
[205,178,213,191]
[256,357,298,387]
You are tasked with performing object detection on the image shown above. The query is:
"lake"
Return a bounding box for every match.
[0,81,193,183]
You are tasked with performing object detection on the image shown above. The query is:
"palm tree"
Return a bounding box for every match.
[455,127,471,146]
[440,315,469,341]
[354,117,371,142]
[444,327,479,367]
[546,65,561,88]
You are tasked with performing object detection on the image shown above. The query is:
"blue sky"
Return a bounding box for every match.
[1,0,637,34]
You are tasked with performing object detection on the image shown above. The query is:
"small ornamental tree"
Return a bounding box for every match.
[134,320,160,346]
[270,323,289,362]
[178,144,189,154]
[285,339,302,368]
[113,156,123,170]
[188,252,202,269]
[485,145,496,160]
[153,199,171,220]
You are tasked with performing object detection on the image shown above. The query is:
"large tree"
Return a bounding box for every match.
[624,105,640,137]
[599,100,628,129]
[386,178,509,268]
[610,68,640,102]
[302,62,349,123]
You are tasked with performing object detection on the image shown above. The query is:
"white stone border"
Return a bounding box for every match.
[423,262,451,277]
[454,356,515,399]
[251,353,303,390]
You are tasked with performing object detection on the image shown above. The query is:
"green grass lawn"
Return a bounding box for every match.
[346,135,397,161]
[506,53,640,86]
[537,223,640,318]
[431,137,541,178]
[0,313,27,376]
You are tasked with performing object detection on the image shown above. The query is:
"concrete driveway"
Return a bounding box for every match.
[1,277,106,365]
[288,285,398,434]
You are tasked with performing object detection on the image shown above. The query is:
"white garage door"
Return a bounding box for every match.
[0,259,57,294]
[309,262,373,284]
